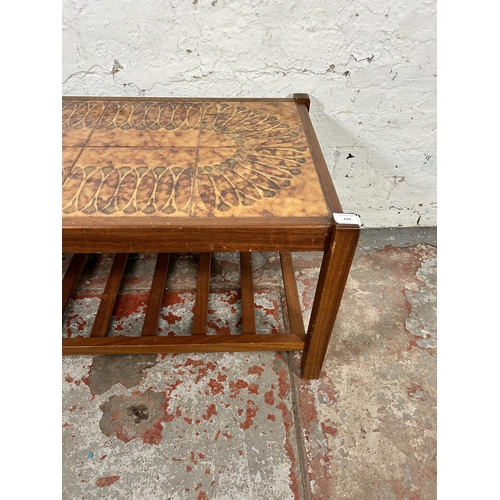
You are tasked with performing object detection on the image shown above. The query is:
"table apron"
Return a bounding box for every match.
[62,226,332,253]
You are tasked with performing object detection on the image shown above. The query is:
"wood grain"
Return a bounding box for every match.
[63,333,306,355]
[295,101,342,215]
[192,253,212,335]
[280,251,306,336]
[142,253,170,336]
[89,253,129,338]
[62,96,360,381]
[293,93,310,112]
[62,253,87,313]
[300,223,360,379]
[240,252,256,335]
[62,217,332,253]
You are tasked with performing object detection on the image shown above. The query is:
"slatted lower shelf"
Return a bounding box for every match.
[62,252,307,355]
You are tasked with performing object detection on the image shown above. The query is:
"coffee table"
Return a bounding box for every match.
[62,94,360,379]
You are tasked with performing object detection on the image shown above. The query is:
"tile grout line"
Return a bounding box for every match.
[287,350,313,500]
[62,100,110,184]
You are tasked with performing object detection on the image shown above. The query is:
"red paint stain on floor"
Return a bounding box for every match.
[321,423,338,437]
[142,421,164,445]
[95,475,120,487]
[229,379,249,398]
[161,311,183,323]
[264,388,275,405]
[207,320,232,336]
[114,425,133,444]
[408,383,427,401]
[202,403,218,421]
[240,400,258,430]
[207,378,225,395]
[65,314,87,337]
[175,358,217,383]
[164,292,191,307]
[247,365,265,378]
[112,292,148,317]
[390,478,422,500]
[248,383,259,395]
[194,361,217,384]
[175,357,204,371]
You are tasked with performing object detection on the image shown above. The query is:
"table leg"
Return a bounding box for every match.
[300,222,360,379]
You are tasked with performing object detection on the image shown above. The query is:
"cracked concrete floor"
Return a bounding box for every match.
[62,228,437,499]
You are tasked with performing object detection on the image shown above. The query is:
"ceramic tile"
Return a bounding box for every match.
[62,147,83,182]
[191,148,329,218]
[200,101,309,149]
[63,98,331,222]
[62,100,107,146]
[62,147,197,217]
[87,101,202,148]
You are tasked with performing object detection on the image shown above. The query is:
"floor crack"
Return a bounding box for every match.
[287,351,312,500]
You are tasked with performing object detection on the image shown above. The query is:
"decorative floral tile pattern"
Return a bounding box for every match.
[62,98,329,219]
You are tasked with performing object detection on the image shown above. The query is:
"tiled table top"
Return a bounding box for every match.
[62,98,331,220]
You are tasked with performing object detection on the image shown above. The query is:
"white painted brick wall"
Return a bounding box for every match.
[62,0,437,228]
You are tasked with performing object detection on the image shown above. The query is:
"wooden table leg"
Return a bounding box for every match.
[300,222,360,379]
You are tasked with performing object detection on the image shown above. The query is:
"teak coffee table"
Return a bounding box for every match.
[62,93,360,379]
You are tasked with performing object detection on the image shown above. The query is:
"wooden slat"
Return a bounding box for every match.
[192,253,212,335]
[90,253,129,338]
[63,333,306,355]
[240,252,256,334]
[280,252,306,336]
[62,253,87,313]
[142,253,170,336]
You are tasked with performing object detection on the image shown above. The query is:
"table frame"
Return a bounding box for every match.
[62,94,360,379]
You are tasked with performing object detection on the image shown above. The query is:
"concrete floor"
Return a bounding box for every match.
[62,227,437,499]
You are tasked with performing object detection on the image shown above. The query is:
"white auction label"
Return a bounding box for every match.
[333,213,361,226]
